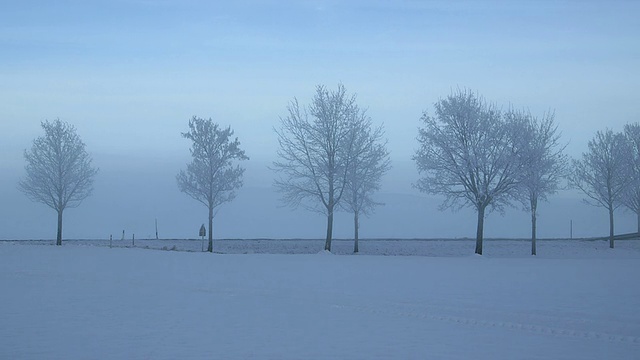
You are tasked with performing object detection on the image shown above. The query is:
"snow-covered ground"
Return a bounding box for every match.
[1,240,639,359]
[6,237,640,257]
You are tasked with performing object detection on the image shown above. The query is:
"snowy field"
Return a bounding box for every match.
[1,240,639,359]
[5,237,640,258]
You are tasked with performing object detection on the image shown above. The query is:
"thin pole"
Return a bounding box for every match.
[570,220,573,239]
[155,218,159,240]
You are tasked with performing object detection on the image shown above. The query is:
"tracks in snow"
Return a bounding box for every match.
[331,301,640,345]
[194,284,640,346]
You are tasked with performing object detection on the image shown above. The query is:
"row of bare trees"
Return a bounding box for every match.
[413,89,639,254]
[18,118,250,251]
[569,125,640,249]
[176,85,392,253]
[18,86,637,255]
[413,90,568,255]
[18,84,391,253]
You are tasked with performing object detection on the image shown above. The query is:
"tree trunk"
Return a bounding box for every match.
[353,211,359,253]
[325,208,334,252]
[475,205,485,255]
[56,209,63,246]
[207,205,214,253]
[609,206,614,249]
[531,199,537,256]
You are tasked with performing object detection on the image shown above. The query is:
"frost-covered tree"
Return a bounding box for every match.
[570,129,631,248]
[273,84,363,252]
[342,120,391,253]
[510,109,568,255]
[19,119,98,245]
[413,90,523,255]
[622,123,640,234]
[177,117,248,253]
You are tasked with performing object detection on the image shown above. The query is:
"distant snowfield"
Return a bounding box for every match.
[1,241,639,359]
[7,237,640,257]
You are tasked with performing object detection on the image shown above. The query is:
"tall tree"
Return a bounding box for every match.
[19,119,98,245]
[413,90,523,255]
[622,123,640,234]
[510,109,568,255]
[177,116,248,253]
[273,84,362,252]
[342,121,391,253]
[570,129,631,248]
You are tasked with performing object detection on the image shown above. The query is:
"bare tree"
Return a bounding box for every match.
[622,123,640,234]
[413,90,523,255]
[19,119,98,245]
[510,109,568,255]
[342,120,391,253]
[177,116,248,253]
[569,129,631,248]
[273,84,362,252]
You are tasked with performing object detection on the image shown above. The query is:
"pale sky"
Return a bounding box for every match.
[1,0,639,240]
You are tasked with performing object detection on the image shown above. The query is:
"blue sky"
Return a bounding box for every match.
[2,1,638,157]
[1,1,639,240]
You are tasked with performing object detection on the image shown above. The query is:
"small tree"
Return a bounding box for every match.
[19,119,98,245]
[177,116,248,253]
[342,120,391,253]
[570,129,631,248]
[622,123,640,234]
[413,90,523,255]
[273,84,362,252]
[510,109,568,255]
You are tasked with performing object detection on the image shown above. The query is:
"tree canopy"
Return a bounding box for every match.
[19,119,98,245]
